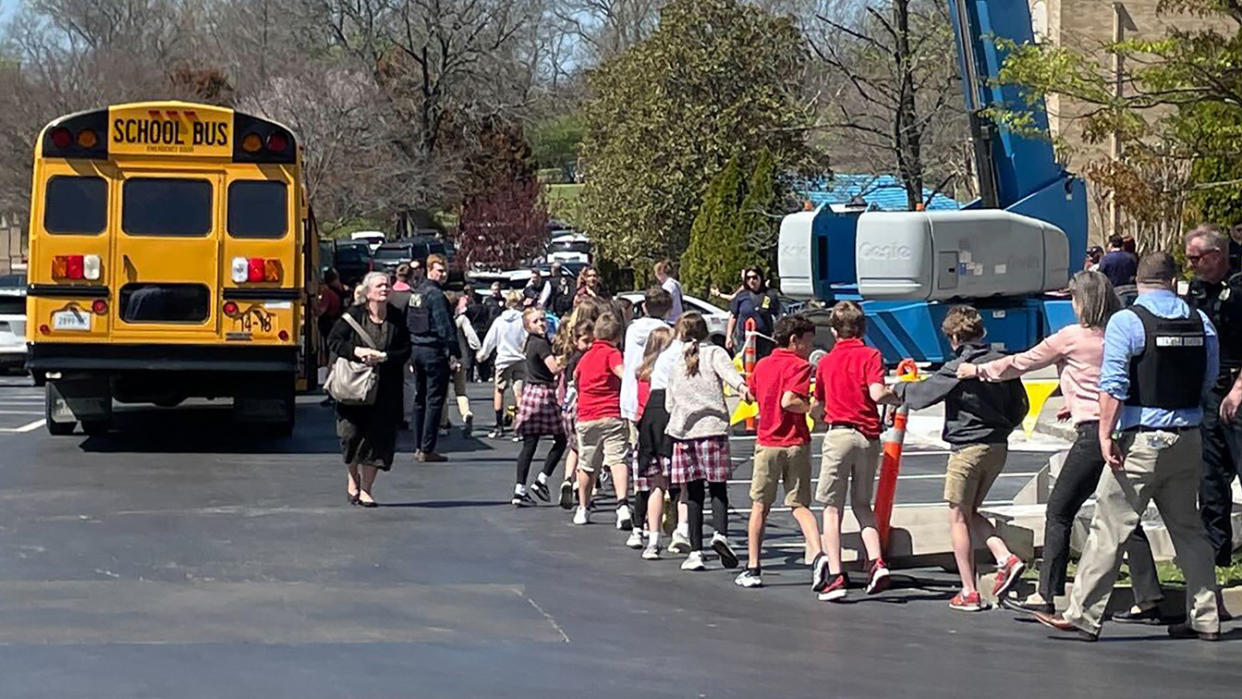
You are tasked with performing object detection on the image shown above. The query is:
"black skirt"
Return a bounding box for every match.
[636,389,672,466]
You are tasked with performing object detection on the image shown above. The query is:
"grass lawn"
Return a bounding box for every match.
[546,184,584,226]
[1021,553,1242,588]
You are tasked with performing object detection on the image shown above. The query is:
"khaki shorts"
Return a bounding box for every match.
[576,418,629,473]
[751,444,813,508]
[815,428,881,509]
[495,363,525,393]
[944,443,1008,508]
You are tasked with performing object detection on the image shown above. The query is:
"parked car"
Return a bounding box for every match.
[0,273,27,373]
[350,230,386,252]
[617,290,729,347]
[371,236,451,277]
[468,265,577,293]
[330,241,372,287]
[546,231,592,267]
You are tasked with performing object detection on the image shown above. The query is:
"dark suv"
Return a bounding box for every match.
[371,237,448,275]
[330,241,372,287]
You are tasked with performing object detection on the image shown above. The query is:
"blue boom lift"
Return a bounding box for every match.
[779,0,1087,363]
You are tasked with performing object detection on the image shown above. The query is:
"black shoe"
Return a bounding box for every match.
[1167,623,1220,641]
[1111,606,1162,624]
[1001,598,1055,616]
[348,492,360,506]
[462,415,473,438]
[511,491,536,507]
[558,480,575,510]
[530,480,551,502]
[358,498,378,508]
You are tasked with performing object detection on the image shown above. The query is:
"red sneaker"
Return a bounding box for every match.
[992,555,1025,598]
[817,572,848,602]
[865,559,891,595]
[949,590,985,612]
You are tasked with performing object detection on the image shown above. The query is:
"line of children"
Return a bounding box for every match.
[510,295,1032,612]
[510,307,567,506]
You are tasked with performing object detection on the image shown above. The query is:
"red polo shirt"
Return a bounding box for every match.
[813,338,885,439]
[575,340,623,422]
[748,348,812,447]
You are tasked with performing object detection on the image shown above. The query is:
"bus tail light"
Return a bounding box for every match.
[91,299,108,315]
[231,257,283,284]
[52,254,101,280]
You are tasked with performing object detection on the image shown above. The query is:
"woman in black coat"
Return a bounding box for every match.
[328,272,411,507]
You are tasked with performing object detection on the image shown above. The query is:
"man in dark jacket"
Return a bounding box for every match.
[894,305,1029,612]
[407,254,459,462]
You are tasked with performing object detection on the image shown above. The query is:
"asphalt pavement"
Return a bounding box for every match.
[0,374,1238,698]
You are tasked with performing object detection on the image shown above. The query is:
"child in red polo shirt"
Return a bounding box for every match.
[572,313,631,527]
[812,301,899,602]
[736,315,830,591]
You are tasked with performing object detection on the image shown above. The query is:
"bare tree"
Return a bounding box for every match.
[808,0,968,208]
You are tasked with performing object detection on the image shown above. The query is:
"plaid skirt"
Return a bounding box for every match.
[514,383,565,437]
[561,393,578,452]
[670,436,732,484]
[632,453,671,492]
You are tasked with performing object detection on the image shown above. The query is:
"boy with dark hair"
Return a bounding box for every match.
[894,305,1029,612]
[736,314,830,591]
[811,301,900,601]
[573,313,631,526]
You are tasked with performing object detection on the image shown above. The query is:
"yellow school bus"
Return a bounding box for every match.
[25,101,319,436]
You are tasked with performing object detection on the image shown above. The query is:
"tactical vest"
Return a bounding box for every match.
[406,282,431,335]
[1124,305,1207,409]
[1186,273,1242,372]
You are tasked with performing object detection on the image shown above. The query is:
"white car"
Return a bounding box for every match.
[0,273,27,372]
[350,230,386,252]
[546,232,592,266]
[617,291,729,347]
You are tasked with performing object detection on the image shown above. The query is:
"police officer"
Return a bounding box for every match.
[406,254,459,462]
[1184,224,1242,571]
[1035,252,1221,641]
[725,267,780,359]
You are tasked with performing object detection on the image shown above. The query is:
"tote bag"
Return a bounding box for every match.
[325,314,380,405]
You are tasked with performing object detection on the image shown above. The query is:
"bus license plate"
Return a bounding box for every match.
[52,309,91,331]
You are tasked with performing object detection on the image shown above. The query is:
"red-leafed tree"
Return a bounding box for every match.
[459,176,549,270]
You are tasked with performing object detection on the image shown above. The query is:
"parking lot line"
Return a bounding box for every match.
[0,419,46,433]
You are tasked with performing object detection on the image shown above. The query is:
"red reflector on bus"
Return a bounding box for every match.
[50,127,72,149]
[247,258,265,283]
[39,324,50,335]
[223,301,239,316]
[65,255,84,280]
[91,299,108,315]
[266,132,288,152]
[278,330,289,342]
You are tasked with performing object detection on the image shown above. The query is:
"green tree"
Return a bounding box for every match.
[738,149,780,272]
[994,0,1242,250]
[580,0,825,275]
[682,155,764,296]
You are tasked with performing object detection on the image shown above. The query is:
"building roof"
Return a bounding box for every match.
[796,174,962,212]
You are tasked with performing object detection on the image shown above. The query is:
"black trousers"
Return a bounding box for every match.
[409,346,450,453]
[1040,422,1163,605]
[1201,382,1242,566]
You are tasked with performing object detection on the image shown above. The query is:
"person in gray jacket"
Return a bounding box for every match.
[894,306,1029,612]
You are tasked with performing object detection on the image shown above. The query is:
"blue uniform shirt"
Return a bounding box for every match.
[1099,289,1218,429]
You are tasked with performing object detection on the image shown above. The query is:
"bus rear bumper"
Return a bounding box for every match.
[28,343,298,373]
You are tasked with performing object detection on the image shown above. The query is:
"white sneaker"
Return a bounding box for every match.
[680,551,706,571]
[669,531,692,554]
[625,529,645,549]
[573,507,589,526]
[615,505,633,531]
[642,544,660,560]
[711,532,739,569]
[734,569,763,588]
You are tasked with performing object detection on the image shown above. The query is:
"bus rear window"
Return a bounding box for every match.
[44,176,107,235]
[119,283,210,323]
[227,180,287,238]
[122,178,212,236]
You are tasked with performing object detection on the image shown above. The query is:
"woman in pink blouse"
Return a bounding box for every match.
[958,271,1164,619]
